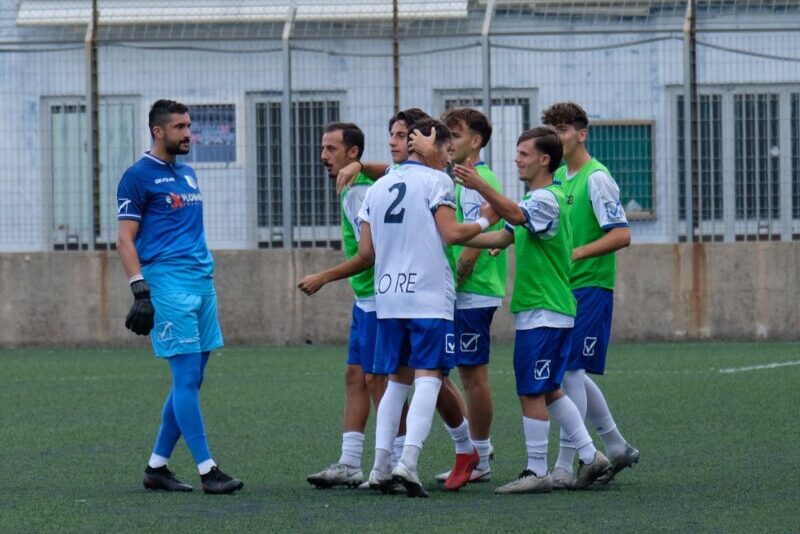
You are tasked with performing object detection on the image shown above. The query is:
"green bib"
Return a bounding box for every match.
[340,172,375,299]
[510,184,576,317]
[556,158,617,291]
[447,164,507,298]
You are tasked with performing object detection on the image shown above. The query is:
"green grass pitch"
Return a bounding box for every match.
[1,342,799,533]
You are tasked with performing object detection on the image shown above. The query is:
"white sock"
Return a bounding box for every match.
[148,453,169,469]
[584,375,628,457]
[522,416,549,477]
[339,431,364,468]
[555,370,587,473]
[373,381,410,473]
[392,435,405,467]
[548,396,596,464]
[472,438,492,470]
[197,459,217,475]
[445,419,473,454]
[401,376,442,471]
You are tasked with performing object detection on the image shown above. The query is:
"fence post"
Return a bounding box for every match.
[84,0,99,250]
[481,0,496,167]
[392,0,400,114]
[682,0,697,242]
[281,5,296,249]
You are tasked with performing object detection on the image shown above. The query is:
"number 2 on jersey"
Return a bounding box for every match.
[384,182,406,224]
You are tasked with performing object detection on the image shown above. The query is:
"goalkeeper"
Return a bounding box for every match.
[116,99,243,495]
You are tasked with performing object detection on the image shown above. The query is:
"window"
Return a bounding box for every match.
[734,93,780,221]
[180,104,236,164]
[675,88,796,241]
[254,98,341,247]
[47,99,137,249]
[587,121,655,219]
[677,94,723,222]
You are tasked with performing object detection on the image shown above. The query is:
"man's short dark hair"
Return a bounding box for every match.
[389,107,431,132]
[441,107,492,147]
[325,122,365,159]
[148,99,189,138]
[517,126,563,173]
[541,102,589,130]
[408,118,451,147]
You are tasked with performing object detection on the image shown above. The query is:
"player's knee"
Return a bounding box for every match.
[344,365,365,387]
[364,372,386,393]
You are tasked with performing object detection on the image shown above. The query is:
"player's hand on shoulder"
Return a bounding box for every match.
[336,162,362,196]
[480,202,499,226]
[125,279,155,336]
[453,159,482,191]
[298,273,326,295]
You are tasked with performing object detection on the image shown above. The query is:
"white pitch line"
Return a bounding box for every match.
[718,360,800,374]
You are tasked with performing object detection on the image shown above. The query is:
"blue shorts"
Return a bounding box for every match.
[347,303,378,374]
[454,306,497,367]
[513,327,572,396]
[150,293,224,358]
[373,318,455,375]
[566,287,614,375]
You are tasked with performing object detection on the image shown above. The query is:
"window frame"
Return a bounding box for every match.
[178,102,239,168]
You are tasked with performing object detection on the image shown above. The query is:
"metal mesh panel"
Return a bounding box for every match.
[2,0,800,251]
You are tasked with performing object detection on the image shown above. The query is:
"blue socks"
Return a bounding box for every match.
[153,352,212,464]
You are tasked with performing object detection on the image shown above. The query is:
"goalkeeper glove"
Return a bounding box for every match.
[125,279,155,336]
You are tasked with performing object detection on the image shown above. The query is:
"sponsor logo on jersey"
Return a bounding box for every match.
[534,359,550,380]
[155,177,175,185]
[166,191,203,209]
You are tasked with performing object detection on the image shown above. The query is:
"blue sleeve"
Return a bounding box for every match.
[116,170,145,221]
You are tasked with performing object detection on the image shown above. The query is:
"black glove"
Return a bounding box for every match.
[125,279,155,336]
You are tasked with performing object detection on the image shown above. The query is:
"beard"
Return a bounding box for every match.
[166,139,190,155]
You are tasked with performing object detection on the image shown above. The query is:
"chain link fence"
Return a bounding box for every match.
[1,0,799,251]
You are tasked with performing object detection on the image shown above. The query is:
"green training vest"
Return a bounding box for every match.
[340,172,376,299]
[510,184,576,317]
[556,158,617,291]
[447,164,507,298]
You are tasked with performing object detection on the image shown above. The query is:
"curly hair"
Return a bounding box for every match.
[541,102,589,129]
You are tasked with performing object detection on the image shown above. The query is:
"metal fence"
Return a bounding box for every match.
[1,0,799,252]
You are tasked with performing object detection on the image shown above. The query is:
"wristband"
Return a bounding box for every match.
[128,273,144,284]
[476,217,490,231]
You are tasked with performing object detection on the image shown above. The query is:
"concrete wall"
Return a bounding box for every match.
[1,243,798,348]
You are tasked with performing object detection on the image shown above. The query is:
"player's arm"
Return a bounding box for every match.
[453,163,527,225]
[297,254,373,296]
[434,204,498,245]
[573,172,631,261]
[356,221,376,264]
[456,246,482,285]
[573,227,631,261]
[116,220,154,336]
[336,161,390,194]
[463,228,515,250]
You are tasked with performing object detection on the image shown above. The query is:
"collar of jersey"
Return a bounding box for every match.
[143,152,179,167]
[399,160,427,168]
[474,160,486,167]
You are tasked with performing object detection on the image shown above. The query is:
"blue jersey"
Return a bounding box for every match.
[117,153,214,296]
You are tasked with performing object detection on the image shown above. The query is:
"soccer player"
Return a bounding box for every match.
[299,122,405,489]
[453,126,611,493]
[410,108,505,485]
[541,102,639,488]
[116,99,243,494]
[358,118,499,497]
[336,109,480,490]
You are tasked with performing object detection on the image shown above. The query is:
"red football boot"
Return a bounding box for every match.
[443,448,479,491]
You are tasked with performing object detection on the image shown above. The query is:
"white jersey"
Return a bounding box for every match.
[358,161,456,320]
